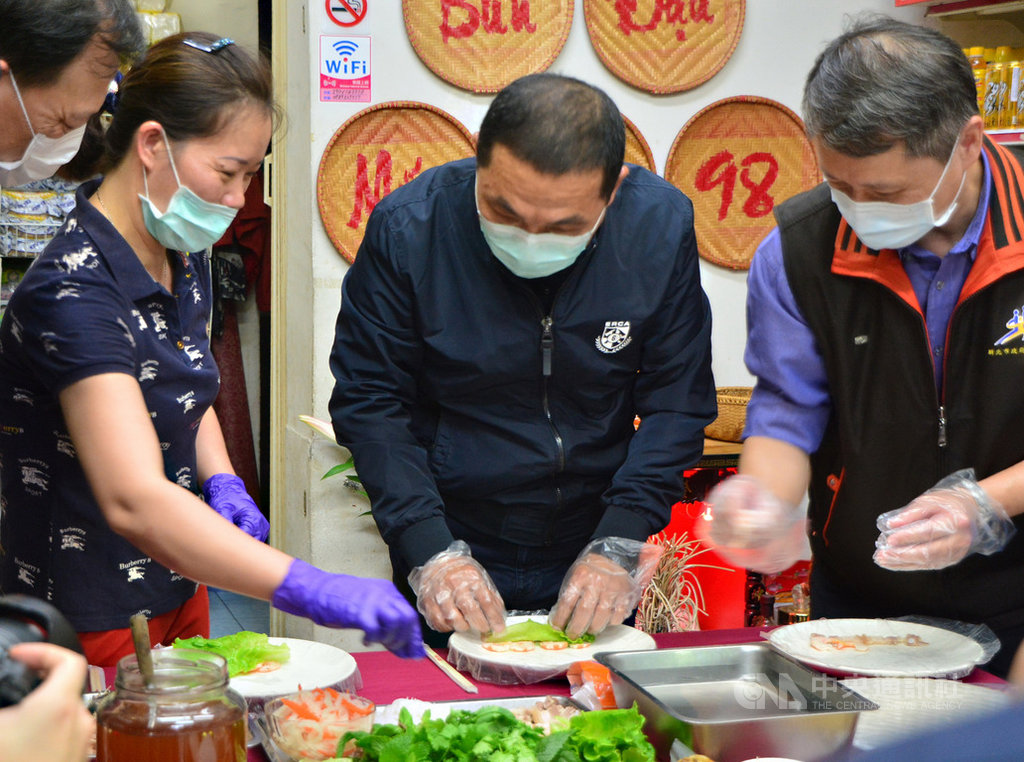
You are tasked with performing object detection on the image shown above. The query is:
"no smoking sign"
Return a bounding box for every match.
[326,0,366,27]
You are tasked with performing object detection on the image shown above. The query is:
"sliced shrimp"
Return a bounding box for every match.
[250,661,283,673]
[509,641,536,652]
[482,642,511,652]
[538,641,569,650]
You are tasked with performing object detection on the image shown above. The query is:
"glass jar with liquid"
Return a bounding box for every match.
[96,649,246,762]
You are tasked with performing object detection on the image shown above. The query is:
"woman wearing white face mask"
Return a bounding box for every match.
[0,0,143,188]
[0,32,425,667]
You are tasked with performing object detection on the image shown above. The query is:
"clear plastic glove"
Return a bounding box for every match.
[549,537,663,639]
[696,474,808,574]
[272,558,425,659]
[407,540,506,635]
[202,473,270,542]
[874,469,1016,571]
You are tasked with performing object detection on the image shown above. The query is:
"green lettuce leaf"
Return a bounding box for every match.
[339,704,656,761]
[483,619,596,645]
[172,631,290,677]
[563,706,656,762]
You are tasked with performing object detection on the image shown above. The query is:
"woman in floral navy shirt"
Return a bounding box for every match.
[0,33,423,666]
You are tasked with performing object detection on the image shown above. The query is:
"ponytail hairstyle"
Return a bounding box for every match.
[98,31,278,174]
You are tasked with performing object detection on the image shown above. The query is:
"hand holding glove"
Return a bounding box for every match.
[202,473,270,542]
[873,469,1016,571]
[696,474,807,574]
[408,540,506,635]
[549,537,662,640]
[272,558,425,659]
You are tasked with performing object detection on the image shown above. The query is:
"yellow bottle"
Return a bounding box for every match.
[969,47,988,115]
[996,45,1014,64]
[985,63,1011,128]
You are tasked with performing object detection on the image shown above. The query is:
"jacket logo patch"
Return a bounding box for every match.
[994,305,1024,346]
[596,321,632,353]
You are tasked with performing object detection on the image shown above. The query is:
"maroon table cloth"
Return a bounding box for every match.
[243,626,1005,761]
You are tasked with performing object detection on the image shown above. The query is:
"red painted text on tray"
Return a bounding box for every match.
[613,0,715,42]
[347,151,424,228]
[440,0,537,44]
[694,150,778,221]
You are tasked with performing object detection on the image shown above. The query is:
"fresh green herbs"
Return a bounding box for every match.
[339,704,655,762]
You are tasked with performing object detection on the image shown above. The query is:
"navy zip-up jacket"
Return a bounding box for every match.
[329,158,716,570]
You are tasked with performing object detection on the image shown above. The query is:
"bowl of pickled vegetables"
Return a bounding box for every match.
[264,687,375,759]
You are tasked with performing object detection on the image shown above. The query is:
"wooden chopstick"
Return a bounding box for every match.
[424,644,478,694]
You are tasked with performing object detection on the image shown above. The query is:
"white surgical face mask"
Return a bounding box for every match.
[476,178,605,279]
[0,72,87,187]
[829,137,967,251]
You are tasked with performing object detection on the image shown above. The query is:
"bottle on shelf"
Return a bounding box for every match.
[969,46,988,115]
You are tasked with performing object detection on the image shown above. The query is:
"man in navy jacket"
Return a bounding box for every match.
[330,74,715,644]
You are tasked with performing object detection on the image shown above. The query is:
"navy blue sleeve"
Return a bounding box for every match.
[593,191,717,541]
[328,207,454,569]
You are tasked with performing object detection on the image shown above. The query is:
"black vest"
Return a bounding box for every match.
[775,139,1024,627]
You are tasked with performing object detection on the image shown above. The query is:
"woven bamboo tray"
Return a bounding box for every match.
[665,96,820,270]
[402,0,573,93]
[316,101,476,263]
[624,114,656,173]
[704,386,752,443]
[583,0,745,94]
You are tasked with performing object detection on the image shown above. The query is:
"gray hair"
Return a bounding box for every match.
[802,15,977,161]
[0,0,143,88]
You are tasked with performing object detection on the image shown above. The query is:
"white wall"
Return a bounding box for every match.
[273,0,931,650]
[166,0,260,53]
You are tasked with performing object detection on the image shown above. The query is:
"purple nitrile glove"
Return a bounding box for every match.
[202,473,270,542]
[272,558,425,659]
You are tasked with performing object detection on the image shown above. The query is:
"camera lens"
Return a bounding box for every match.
[0,619,44,708]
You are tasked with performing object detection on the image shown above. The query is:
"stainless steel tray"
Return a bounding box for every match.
[596,643,878,762]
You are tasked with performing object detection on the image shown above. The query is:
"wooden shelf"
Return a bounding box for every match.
[907,0,1024,14]
[900,1,1024,58]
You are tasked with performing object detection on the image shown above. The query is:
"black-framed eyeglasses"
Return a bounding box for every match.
[182,38,235,54]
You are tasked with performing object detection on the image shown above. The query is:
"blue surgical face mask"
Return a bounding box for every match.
[829,137,967,251]
[139,131,238,252]
[476,178,605,279]
[0,71,87,187]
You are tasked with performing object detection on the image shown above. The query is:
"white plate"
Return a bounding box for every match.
[228,636,359,700]
[768,618,986,678]
[840,677,1012,750]
[447,614,655,683]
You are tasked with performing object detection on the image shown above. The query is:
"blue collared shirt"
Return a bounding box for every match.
[744,153,992,454]
[0,178,218,630]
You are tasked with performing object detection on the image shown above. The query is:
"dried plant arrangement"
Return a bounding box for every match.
[635,532,727,634]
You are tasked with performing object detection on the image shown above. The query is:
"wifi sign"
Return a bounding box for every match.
[325,37,368,77]
[320,35,371,102]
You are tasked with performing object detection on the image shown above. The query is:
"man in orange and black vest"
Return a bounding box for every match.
[699,16,1024,678]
